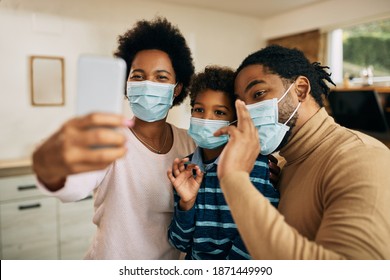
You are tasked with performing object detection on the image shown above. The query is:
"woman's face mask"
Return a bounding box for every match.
[246,83,301,155]
[126,80,176,122]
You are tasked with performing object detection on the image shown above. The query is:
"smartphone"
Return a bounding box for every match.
[76,54,127,116]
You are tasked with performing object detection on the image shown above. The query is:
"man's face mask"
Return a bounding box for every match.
[246,82,301,155]
[126,80,176,122]
[188,117,229,150]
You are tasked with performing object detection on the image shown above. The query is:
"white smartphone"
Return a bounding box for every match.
[76,54,127,116]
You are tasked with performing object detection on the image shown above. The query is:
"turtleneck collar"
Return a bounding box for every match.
[279,107,337,165]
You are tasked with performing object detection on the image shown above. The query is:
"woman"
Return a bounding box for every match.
[33,17,196,259]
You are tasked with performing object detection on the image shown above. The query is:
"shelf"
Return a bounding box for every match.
[332,86,390,94]
[0,159,32,178]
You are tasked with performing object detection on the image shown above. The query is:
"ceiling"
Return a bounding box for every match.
[148,0,329,19]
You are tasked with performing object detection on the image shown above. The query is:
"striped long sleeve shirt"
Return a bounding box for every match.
[168,147,279,260]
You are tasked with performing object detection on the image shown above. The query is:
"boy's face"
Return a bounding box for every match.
[192,89,236,123]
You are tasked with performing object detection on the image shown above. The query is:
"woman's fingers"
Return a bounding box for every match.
[73,113,127,130]
[69,146,128,166]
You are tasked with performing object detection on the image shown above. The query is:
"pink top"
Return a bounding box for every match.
[37,124,195,259]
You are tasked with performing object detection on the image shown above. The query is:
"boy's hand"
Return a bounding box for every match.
[167,157,204,211]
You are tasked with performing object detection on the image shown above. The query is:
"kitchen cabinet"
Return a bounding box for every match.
[59,195,95,259]
[0,169,95,260]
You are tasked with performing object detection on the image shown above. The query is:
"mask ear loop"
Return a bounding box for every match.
[172,82,179,99]
[275,81,301,125]
[283,102,301,125]
[277,82,295,104]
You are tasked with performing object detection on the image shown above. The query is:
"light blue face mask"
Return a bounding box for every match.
[188,117,230,149]
[246,83,301,155]
[126,81,176,122]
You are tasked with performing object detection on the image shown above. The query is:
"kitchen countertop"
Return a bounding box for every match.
[0,158,33,177]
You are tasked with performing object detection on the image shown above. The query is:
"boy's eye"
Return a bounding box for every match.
[193,108,204,113]
[215,110,226,116]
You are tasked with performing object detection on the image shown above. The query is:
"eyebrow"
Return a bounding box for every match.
[215,104,231,111]
[156,70,172,76]
[130,69,173,76]
[245,79,266,93]
[130,69,144,73]
[193,102,231,111]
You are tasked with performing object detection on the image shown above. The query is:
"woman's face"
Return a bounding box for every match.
[128,49,176,84]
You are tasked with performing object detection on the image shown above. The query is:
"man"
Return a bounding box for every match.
[215,45,390,259]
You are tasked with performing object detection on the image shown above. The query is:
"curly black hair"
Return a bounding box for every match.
[236,44,336,107]
[189,66,236,116]
[114,17,194,106]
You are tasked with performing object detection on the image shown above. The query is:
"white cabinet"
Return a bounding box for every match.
[59,196,95,259]
[0,173,95,260]
[0,174,57,259]
[0,196,58,259]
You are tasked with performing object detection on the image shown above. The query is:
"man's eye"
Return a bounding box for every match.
[254,90,266,98]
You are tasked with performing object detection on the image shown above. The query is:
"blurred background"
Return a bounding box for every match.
[0,0,389,160]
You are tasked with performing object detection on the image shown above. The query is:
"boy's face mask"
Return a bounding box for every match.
[126,80,176,122]
[246,82,301,155]
[188,117,229,150]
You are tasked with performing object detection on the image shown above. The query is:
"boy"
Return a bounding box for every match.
[167,66,279,259]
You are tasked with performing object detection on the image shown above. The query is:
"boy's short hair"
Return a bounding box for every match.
[114,17,194,106]
[189,66,236,111]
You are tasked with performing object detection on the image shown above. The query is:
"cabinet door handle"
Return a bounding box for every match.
[18,203,41,210]
[17,184,37,191]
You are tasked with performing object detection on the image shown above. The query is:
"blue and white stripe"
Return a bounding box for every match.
[168,147,279,260]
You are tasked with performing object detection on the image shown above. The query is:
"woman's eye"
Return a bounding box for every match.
[130,74,143,80]
[157,75,169,81]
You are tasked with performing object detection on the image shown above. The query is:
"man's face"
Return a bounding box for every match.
[234,64,297,125]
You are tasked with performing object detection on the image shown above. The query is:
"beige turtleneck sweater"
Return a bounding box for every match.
[220,108,390,259]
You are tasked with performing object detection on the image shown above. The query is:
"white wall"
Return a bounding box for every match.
[0,0,262,160]
[1,0,389,161]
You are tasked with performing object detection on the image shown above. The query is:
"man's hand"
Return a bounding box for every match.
[214,100,260,180]
[32,113,132,191]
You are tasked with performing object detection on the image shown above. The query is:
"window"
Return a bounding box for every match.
[328,18,390,86]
